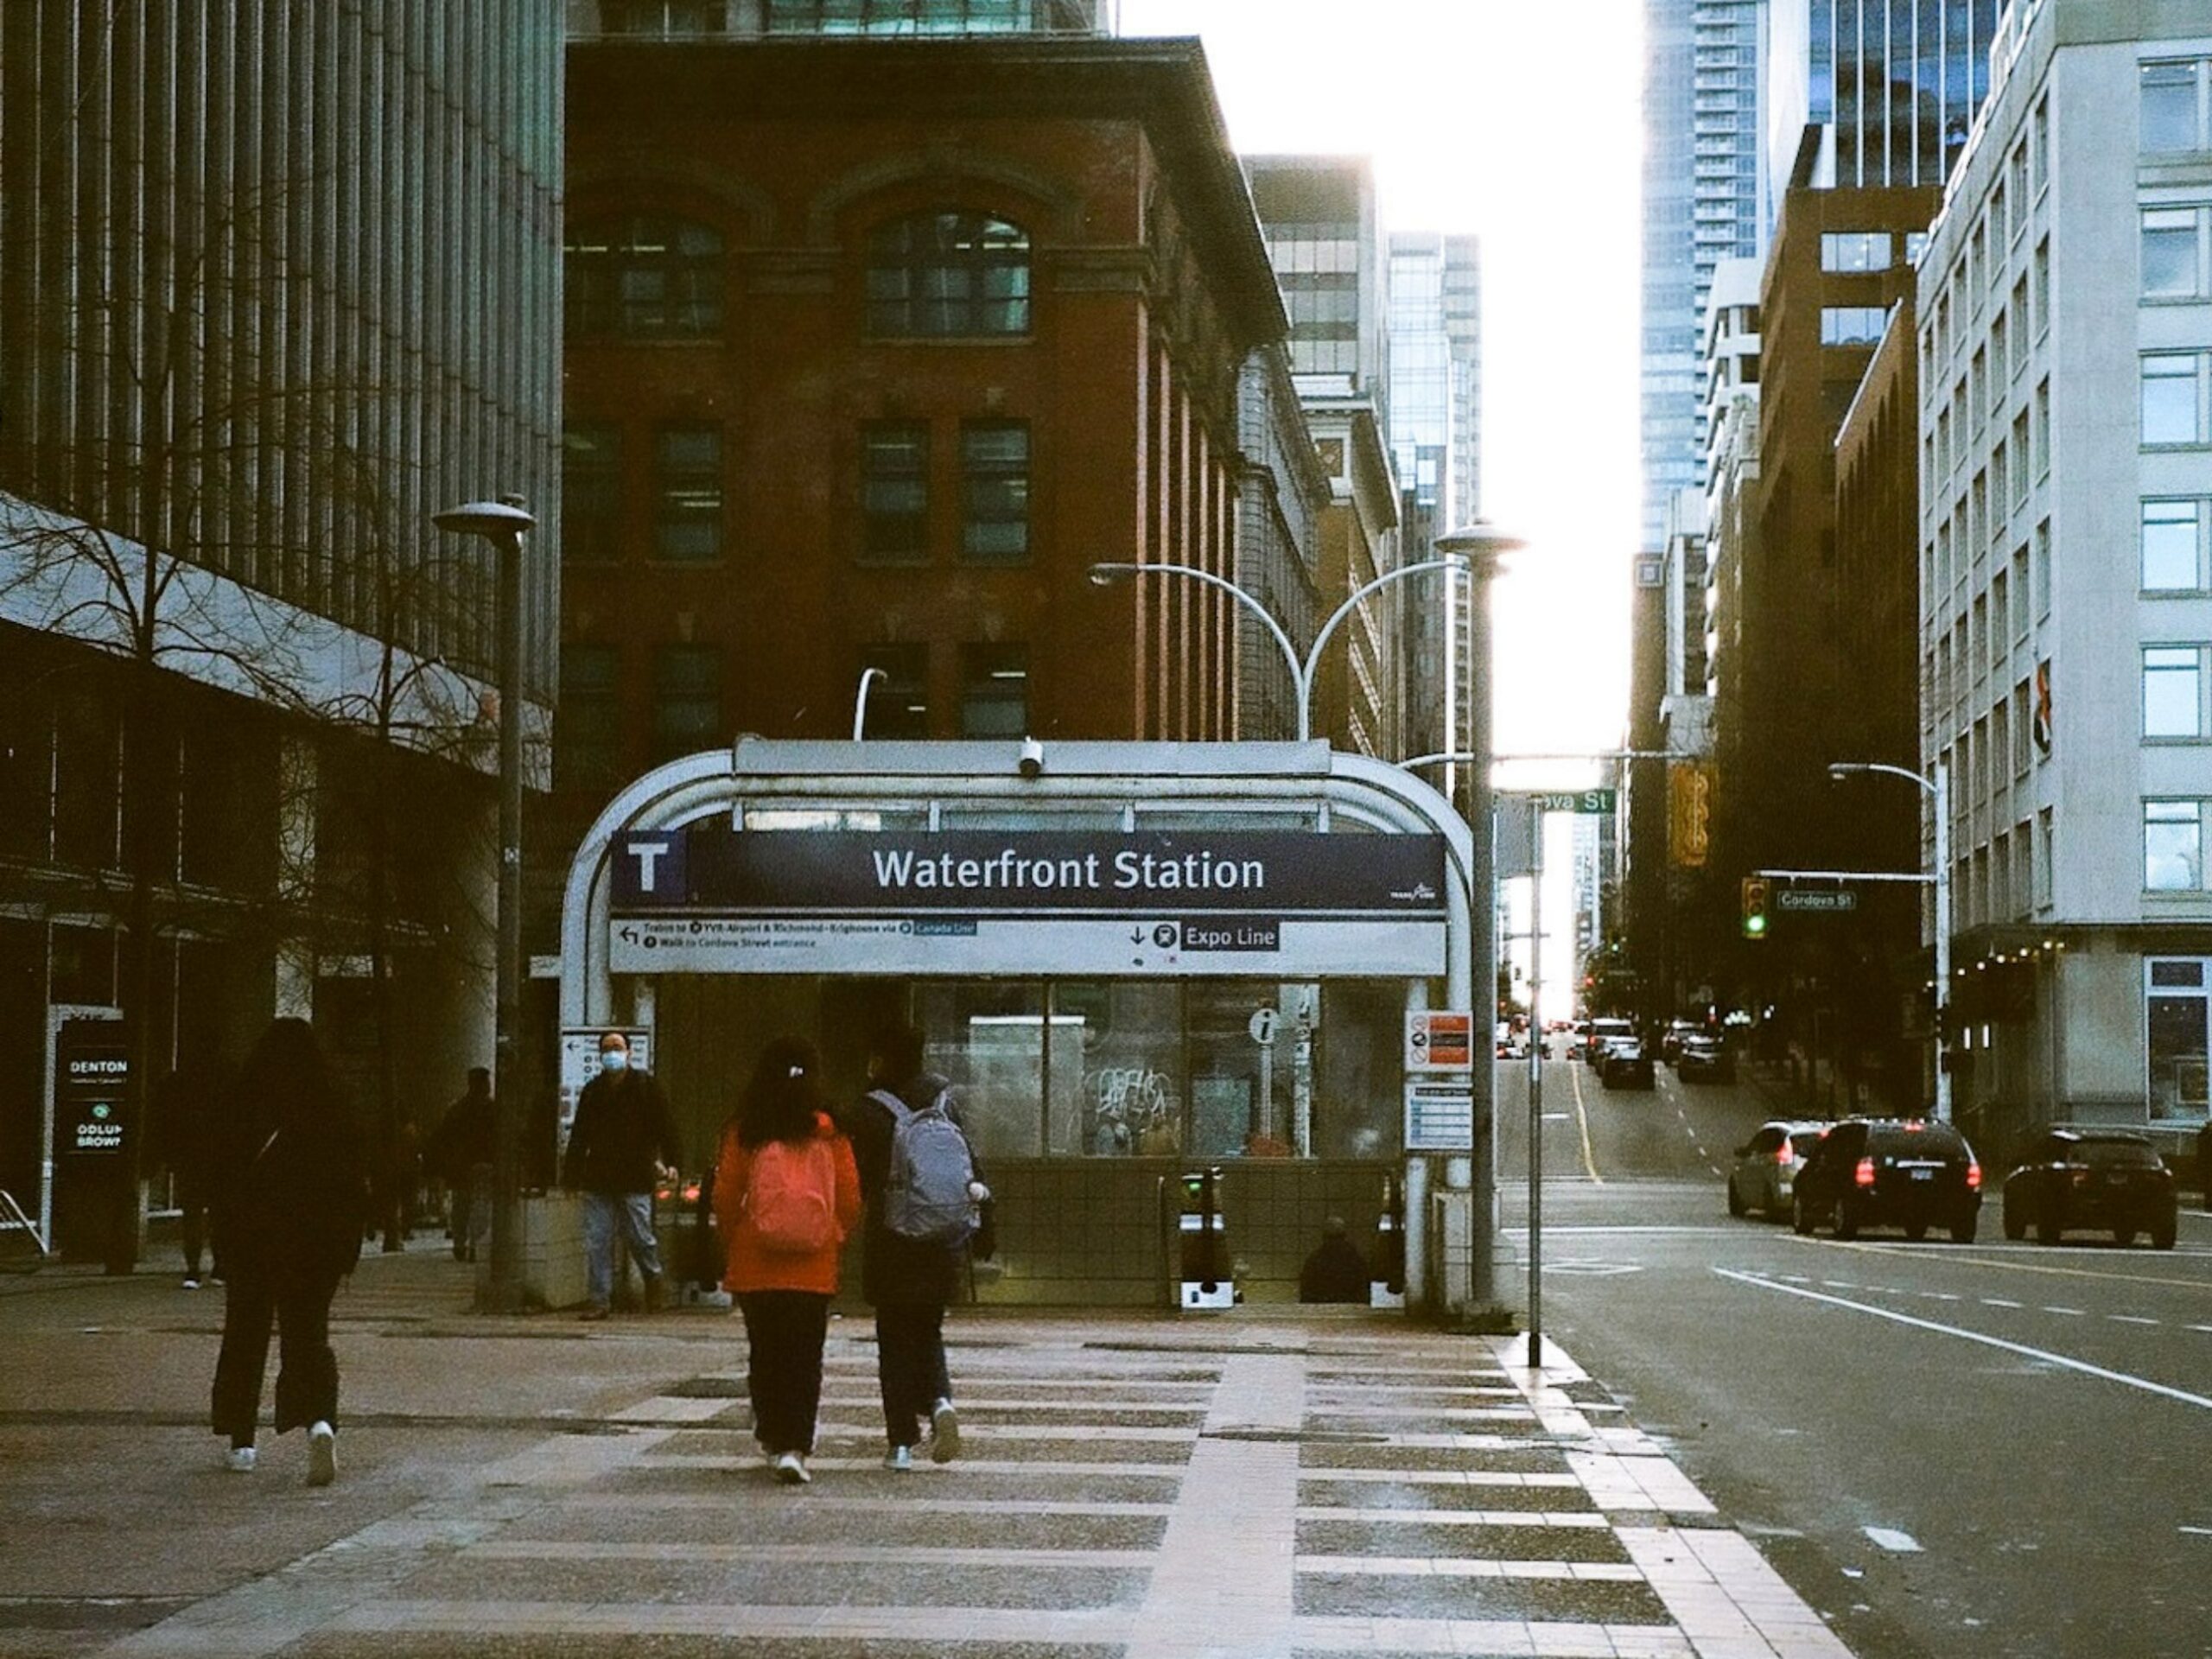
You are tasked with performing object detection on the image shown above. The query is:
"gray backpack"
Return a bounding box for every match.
[869,1087,977,1246]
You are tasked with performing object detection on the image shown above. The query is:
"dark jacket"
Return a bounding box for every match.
[1299,1234,1370,1304]
[429,1088,497,1183]
[844,1071,972,1307]
[153,1063,225,1198]
[211,1097,371,1287]
[563,1067,682,1197]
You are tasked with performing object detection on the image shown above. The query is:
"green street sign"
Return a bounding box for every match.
[1522,790,1617,815]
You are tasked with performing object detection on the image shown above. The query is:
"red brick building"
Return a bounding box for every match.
[558,35,1292,830]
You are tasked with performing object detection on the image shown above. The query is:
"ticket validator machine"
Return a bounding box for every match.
[1176,1166,1234,1310]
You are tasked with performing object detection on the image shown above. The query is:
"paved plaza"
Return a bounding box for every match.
[0,1243,1851,1658]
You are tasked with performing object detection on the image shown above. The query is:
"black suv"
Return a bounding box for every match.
[1792,1118,1982,1243]
[2000,1129,2178,1249]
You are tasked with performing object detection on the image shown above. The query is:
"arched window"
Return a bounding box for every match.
[866,212,1030,338]
[566,214,725,338]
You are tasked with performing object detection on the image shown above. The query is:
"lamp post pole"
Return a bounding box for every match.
[435,498,537,1313]
[1432,524,1524,1312]
[1088,556,1472,742]
[1828,759,1951,1122]
[853,666,887,741]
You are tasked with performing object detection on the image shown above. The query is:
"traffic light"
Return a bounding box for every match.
[1740,876,1770,939]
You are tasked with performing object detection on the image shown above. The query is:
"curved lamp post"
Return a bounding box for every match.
[433,496,537,1314]
[1829,759,1952,1122]
[1087,555,1472,742]
[852,666,887,741]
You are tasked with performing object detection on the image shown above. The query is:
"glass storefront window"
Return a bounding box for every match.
[1051,982,1182,1156]
[916,981,1046,1157]
[2146,958,2211,1122]
[1187,982,1308,1157]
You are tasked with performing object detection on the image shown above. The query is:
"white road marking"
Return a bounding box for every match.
[2182,1526,2212,1536]
[2044,1306,2085,1317]
[1863,1527,1923,1553]
[1716,1269,2212,1411]
[1923,1292,1961,1301]
[1983,1298,2024,1309]
[2190,1325,2212,1335]
[2109,1315,2159,1326]
[1822,1280,1858,1290]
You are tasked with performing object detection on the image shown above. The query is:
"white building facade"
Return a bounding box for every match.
[1916,0,2212,1156]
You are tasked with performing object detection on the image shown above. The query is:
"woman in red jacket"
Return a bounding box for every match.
[713,1036,861,1485]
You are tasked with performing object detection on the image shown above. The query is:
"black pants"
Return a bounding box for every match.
[210,1265,340,1444]
[738,1290,830,1456]
[874,1301,950,1448]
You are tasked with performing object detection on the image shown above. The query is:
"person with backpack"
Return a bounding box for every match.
[712,1037,860,1486]
[846,1021,987,1472]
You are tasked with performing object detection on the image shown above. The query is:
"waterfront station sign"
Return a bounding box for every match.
[609,828,1450,978]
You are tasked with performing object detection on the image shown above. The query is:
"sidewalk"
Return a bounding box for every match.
[0,1240,1853,1659]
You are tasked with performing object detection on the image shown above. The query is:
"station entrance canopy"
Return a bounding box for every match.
[561,739,1476,1025]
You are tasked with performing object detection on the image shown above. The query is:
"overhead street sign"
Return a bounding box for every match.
[1776,888,1859,912]
[1516,790,1617,815]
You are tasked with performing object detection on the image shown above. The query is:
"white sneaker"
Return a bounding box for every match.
[306,1422,337,1488]
[223,1445,256,1473]
[883,1445,913,1472]
[772,1451,810,1485]
[929,1399,960,1464]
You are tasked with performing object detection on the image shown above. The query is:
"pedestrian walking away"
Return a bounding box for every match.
[207,1018,371,1485]
[429,1067,497,1262]
[563,1031,683,1319]
[155,1058,226,1290]
[845,1021,987,1471]
[713,1036,861,1487]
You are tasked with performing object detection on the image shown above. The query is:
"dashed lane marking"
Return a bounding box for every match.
[2109,1315,2159,1326]
[1983,1298,2024,1308]
[1716,1268,2212,1412]
[2044,1306,2086,1317]
[1863,1527,1923,1554]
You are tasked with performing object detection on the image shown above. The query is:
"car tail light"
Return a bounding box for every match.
[1966,1162,1981,1191]
[1775,1144,1792,1166]
[1854,1156,1877,1187]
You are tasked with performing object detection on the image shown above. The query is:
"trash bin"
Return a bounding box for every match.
[1177,1166,1233,1310]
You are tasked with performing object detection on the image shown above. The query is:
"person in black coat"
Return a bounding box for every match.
[563,1032,682,1319]
[208,1018,370,1484]
[1299,1217,1370,1304]
[429,1067,497,1262]
[155,1059,226,1289]
[844,1021,982,1471]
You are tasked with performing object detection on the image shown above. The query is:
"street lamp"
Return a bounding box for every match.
[1087,556,1471,742]
[434,496,536,1313]
[853,666,887,741]
[1828,759,1952,1122]
[1430,523,1524,1315]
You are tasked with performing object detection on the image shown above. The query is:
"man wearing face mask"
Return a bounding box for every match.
[563,1033,682,1321]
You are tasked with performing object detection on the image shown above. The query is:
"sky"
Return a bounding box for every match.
[1117,0,1645,778]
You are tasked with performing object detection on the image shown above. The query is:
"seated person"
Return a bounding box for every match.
[1298,1216,1370,1304]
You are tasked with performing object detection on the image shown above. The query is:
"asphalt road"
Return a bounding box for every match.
[1490,1045,2212,1659]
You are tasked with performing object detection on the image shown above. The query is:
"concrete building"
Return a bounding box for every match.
[0,3,563,1257]
[1641,0,1770,556]
[1247,156,1408,762]
[1724,132,1936,1092]
[1389,232,1484,801]
[1916,0,2212,1162]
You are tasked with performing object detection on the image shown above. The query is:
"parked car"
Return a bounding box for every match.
[1598,1034,1656,1090]
[1675,1033,1736,1083]
[1791,1118,1982,1243]
[2000,1128,2178,1249]
[1583,1017,1633,1065]
[1727,1121,1825,1219]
